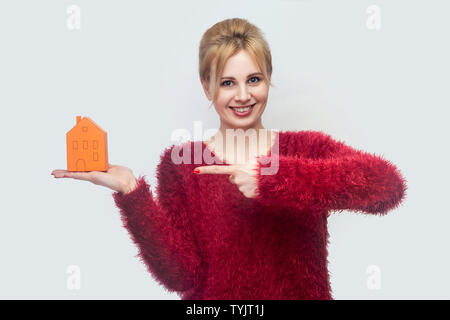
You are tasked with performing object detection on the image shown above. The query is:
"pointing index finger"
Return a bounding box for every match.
[194,165,237,175]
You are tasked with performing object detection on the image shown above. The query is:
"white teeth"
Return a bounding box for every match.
[231,104,254,113]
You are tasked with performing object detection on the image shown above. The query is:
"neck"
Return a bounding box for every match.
[217,117,266,140]
[208,118,272,164]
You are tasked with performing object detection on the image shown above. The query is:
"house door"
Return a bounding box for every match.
[76,159,86,171]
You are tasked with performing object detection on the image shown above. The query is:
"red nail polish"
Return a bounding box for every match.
[193,168,200,174]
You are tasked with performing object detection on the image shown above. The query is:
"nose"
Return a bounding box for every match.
[235,85,251,103]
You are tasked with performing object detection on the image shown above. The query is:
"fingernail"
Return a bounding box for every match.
[193,168,199,174]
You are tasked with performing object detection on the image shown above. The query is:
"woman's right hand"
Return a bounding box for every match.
[51,164,138,195]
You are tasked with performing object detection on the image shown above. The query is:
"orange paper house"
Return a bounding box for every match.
[66,116,108,172]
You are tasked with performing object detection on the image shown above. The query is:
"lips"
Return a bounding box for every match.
[228,103,256,117]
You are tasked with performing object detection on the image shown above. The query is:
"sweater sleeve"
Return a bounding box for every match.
[253,132,408,216]
[112,146,202,293]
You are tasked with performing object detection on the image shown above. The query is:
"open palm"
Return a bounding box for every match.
[51,164,136,194]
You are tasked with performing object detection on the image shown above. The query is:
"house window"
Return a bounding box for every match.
[83,140,88,149]
[93,140,98,149]
[72,141,78,150]
[93,152,98,161]
[82,126,88,132]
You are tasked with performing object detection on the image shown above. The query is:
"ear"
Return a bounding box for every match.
[201,78,213,101]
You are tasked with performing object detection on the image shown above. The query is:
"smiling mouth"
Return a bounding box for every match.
[229,103,256,111]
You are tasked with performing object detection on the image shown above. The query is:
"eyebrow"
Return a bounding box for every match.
[221,72,263,80]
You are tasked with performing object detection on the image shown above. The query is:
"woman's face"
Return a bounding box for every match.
[202,50,270,131]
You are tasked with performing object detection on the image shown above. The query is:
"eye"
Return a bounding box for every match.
[221,77,261,87]
[249,76,261,83]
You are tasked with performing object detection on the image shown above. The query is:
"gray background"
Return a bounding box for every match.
[0,0,448,299]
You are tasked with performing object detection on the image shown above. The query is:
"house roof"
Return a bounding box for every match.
[66,116,106,136]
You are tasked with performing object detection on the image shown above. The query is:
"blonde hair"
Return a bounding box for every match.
[198,18,275,108]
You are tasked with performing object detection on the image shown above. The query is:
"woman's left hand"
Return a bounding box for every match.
[193,160,259,198]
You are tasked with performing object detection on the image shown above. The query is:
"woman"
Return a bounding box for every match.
[51,18,407,300]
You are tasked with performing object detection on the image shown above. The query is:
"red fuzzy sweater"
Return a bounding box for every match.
[112,130,407,300]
